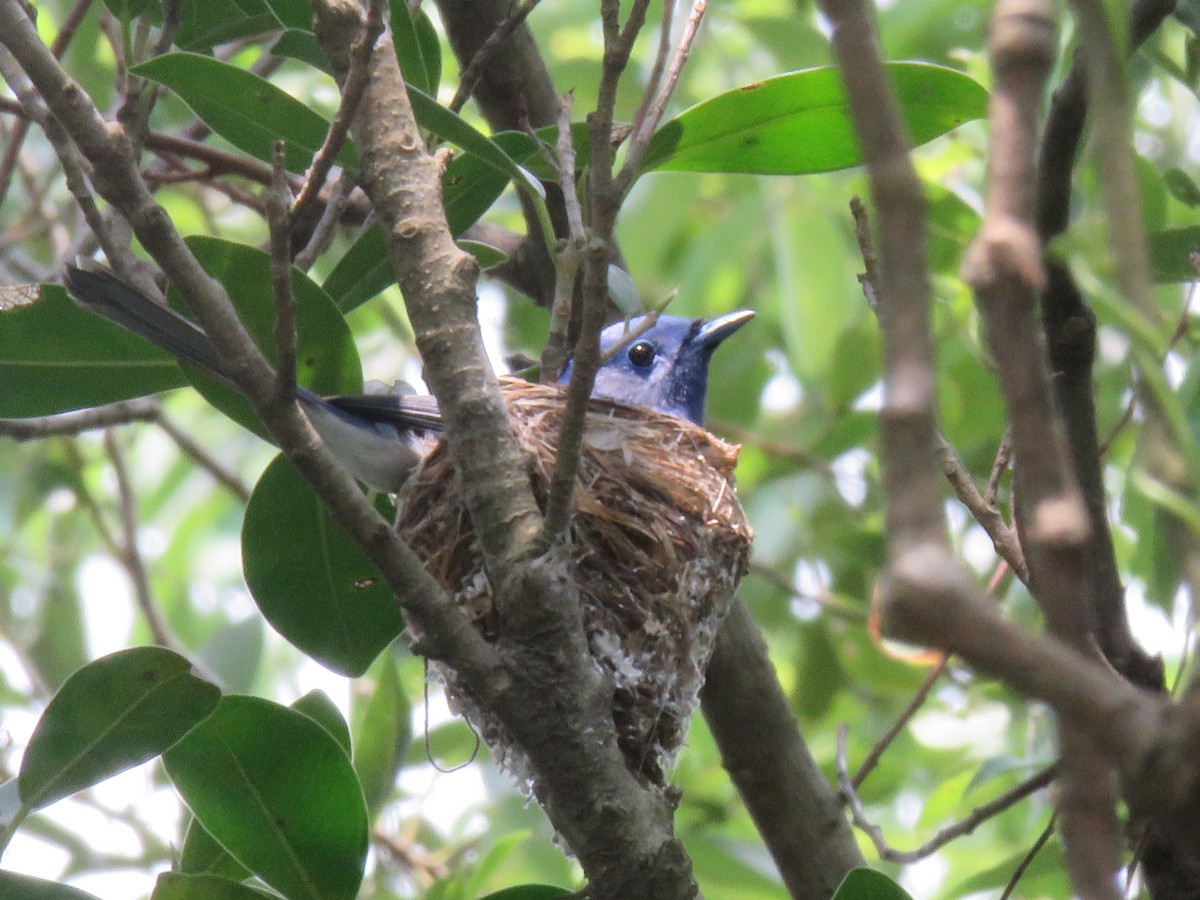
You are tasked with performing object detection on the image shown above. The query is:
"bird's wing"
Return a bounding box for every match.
[324,393,444,433]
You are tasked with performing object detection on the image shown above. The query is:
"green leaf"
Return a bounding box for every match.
[0,285,187,417]
[324,129,571,311]
[132,52,356,174]
[459,239,510,269]
[293,690,352,756]
[163,695,369,900]
[176,0,278,50]
[463,831,535,897]
[831,867,914,900]
[606,265,642,316]
[642,63,987,175]
[477,888,572,900]
[101,0,161,22]
[792,622,846,720]
[322,228,395,313]
[242,454,403,676]
[351,652,410,815]
[173,236,362,440]
[151,872,275,900]
[1147,226,1200,282]
[261,0,311,30]
[945,836,1063,897]
[391,1,440,96]
[270,29,331,75]
[19,647,219,810]
[0,871,103,900]
[1164,167,1200,208]
[180,816,250,881]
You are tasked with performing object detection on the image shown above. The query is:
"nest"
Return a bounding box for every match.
[397,378,753,785]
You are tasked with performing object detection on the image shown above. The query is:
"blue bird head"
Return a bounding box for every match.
[559,310,755,425]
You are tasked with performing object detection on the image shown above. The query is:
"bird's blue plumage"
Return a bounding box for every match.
[561,312,754,425]
[64,265,752,491]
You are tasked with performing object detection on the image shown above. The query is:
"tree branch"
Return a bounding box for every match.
[313,5,698,896]
[701,598,865,899]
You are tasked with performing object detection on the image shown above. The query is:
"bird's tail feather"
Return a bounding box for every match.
[64,265,229,379]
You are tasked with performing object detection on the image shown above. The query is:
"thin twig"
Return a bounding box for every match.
[709,420,836,476]
[625,0,677,149]
[936,433,1029,583]
[849,196,880,310]
[268,141,298,402]
[294,170,352,271]
[0,0,91,211]
[0,399,160,440]
[853,560,1010,789]
[851,654,949,789]
[537,0,654,544]
[984,428,1013,508]
[538,91,585,386]
[152,412,252,502]
[448,0,543,114]
[854,190,1028,582]
[289,0,384,235]
[102,430,187,653]
[1000,815,1057,900]
[838,723,1056,864]
[617,0,707,190]
[748,562,867,623]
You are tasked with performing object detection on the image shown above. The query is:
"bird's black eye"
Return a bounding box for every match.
[627,340,655,368]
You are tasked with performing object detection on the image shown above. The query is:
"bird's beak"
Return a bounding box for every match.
[693,309,756,349]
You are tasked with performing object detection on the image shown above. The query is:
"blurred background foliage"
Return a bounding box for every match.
[2,0,1199,897]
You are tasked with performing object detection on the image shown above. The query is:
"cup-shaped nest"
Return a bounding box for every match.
[397,378,753,785]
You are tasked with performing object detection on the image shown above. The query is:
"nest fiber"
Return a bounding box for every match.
[398,378,753,784]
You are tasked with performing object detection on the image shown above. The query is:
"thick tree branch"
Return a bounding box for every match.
[313,5,698,897]
[435,0,561,305]
[701,598,865,900]
[964,4,1126,893]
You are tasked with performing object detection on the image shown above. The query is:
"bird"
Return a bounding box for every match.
[63,264,754,492]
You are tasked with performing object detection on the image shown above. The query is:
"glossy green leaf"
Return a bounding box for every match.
[151,872,274,900]
[642,63,987,175]
[176,0,277,50]
[351,652,410,814]
[322,227,395,313]
[831,867,914,900]
[101,0,160,21]
[132,53,356,174]
[1147,226,1200,282]
[180,817,250,881]
[1164,167,1200,207]
[293,690,352,756]
[0,871,102,900]
[173,236,362,440]
[163,695,369,900]
[19,647,220,810]
[270,29,331,75]
[477,887,572,900]
[459,239,510,269]
[242,454,402,676]
[391,1,440,95]
[407,87,537,189]
[0,285,187,417]
[261,0,311,30]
